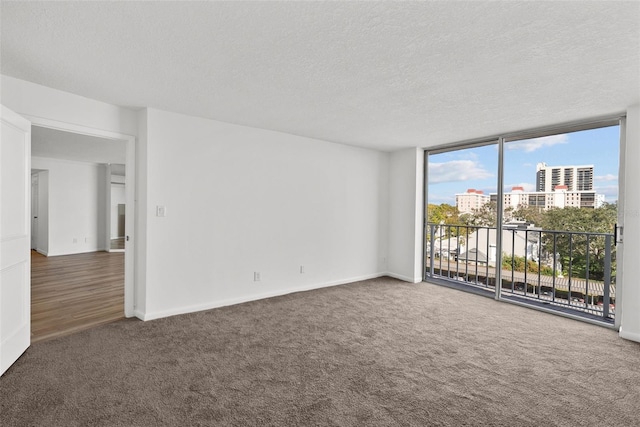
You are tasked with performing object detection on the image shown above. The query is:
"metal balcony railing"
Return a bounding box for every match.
[426,223,615,323]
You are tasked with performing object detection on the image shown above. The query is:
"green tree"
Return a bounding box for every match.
[540,203,617,281]
[458,202,516,228]
[511,204,545,227]
[502,254,555,276]
[426,203,462,239]
[427,203,459,225]
[460,202,498,227]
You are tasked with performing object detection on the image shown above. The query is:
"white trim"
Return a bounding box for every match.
[21,114,135,141]
[45,249,108,257]
[139,273,387,321]
[619,327,640,343]
[386,272,422,283]
[35,249,48,256]
[31,155,108,168]
[26,115,137,318]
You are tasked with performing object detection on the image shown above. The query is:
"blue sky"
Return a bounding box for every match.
[427,125,620,205]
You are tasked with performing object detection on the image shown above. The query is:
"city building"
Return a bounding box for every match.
[490,185,605,211]
[456,188,490,214]
[536,162,594,192]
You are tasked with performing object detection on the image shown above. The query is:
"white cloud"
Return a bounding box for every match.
[428,160,493,184]
[595,174,617,182]
[505,182,536,192]
[595,185,618,201]
[506,134,569,152]
[428,194,456,204]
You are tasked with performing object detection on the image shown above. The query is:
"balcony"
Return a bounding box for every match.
[426,223,615,324]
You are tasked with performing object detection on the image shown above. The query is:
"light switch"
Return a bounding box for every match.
[156,205,167,217]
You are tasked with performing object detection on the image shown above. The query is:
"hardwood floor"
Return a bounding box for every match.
[110,237,125,250]
[31,250,124,343]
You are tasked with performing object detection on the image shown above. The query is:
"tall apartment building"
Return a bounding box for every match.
[490,186,605,210]
[457,164,604,215]
[456,189,491,214]
[536,162,594,192]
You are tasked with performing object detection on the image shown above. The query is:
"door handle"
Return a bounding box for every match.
[615,224,623,245]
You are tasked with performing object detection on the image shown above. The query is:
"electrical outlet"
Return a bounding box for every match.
[300,265,305,274]
[156,205,167,217]
[73,238,77,244]
[254,272,261,281]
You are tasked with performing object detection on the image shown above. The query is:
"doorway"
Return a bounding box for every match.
[29,124,133,341]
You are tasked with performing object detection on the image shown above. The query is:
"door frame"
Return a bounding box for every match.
[24,115,137,318]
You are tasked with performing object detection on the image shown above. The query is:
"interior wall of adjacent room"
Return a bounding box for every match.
[111,181,126,239]
[35,170,50,255]
[31,157,108,256]
[137,108,390,320]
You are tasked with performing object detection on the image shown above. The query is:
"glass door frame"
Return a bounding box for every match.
[423,115,624,324]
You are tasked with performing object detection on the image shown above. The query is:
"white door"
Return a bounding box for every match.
[1,105,31,376]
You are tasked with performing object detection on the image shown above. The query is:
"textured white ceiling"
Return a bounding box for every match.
[2,2,639,151]
[32,126,126,165]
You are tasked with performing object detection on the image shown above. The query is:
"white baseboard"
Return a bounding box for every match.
[140,272,388,321]
[386,272,422,283]
[619,327,640,343]
[35,248,48,256]
[132,309,146,321]
[45,248,104,257]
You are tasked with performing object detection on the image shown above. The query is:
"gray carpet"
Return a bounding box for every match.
[1,277,639,426]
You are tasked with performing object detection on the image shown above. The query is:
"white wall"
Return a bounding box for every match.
[1,75,138,137]
[110,183,126,239]
[387,148,424,283]
[31,157,107,256]
[619,105,640,342]
[136,108,389,319]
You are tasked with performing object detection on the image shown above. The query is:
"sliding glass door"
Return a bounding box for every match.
[425,119,621,325]
[425,140,499,293]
